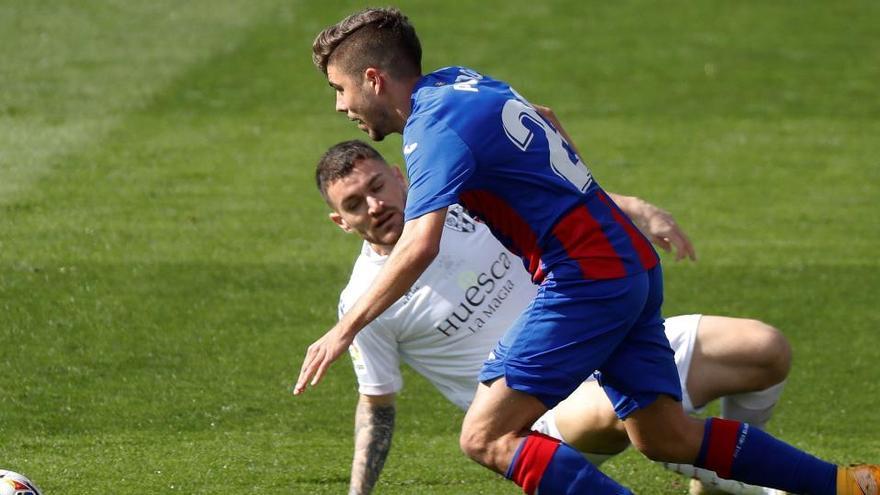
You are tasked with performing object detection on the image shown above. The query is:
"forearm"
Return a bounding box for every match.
[350,396,396,495]
[293,211,446,396]
[339,209,445,341]
[343,235,435,332]
[606,191,696,261]
[606,192,651,230]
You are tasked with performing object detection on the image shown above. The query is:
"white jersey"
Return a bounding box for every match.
[340,205,701,412]
[340,205,537,410]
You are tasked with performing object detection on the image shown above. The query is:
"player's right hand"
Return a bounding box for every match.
[294,323,353,395]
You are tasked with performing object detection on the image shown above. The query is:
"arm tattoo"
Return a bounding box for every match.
[349,399,396,495]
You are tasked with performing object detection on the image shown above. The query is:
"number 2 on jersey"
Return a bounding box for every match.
[501,99,593,192]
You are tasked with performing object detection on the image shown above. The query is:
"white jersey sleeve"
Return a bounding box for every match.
[344,300,404,395]
[340,251,405,396]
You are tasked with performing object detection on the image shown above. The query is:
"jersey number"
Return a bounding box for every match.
[501,99,593,192]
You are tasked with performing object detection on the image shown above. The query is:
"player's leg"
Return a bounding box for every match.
[539,319,788,494]
[680,318,880,495]
[546,316,790,451]
[461,378,631,494]
[539,386,784,495]
[686,316,790,428]
[601,266,844,494]
[466,270,663,494]
[615,366,843,495]
[541,316,790,455]
[664,315,790,494]
[459,378,546,472]
[622,396,862,494]
[542,380,629,456]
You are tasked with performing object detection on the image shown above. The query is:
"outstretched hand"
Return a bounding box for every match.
[293,323,353,395]
[638,204,696,262]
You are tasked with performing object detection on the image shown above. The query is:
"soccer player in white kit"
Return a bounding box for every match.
[316,139,790,495]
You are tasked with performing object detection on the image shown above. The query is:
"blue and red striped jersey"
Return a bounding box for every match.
[403,66,657,283]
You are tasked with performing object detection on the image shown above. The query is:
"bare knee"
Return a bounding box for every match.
[459,424,517,470]
[745,320,792,387]
[458,381,548,472]
[459,425,490,463]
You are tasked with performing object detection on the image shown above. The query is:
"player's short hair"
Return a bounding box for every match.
[316,140,387,204]
[312,7,422,79]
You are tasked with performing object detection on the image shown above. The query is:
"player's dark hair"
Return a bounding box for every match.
[316,140,387,204]
[312,7,422,79]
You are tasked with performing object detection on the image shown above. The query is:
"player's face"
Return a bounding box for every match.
[326,158,408,255]
[327,64,397,142]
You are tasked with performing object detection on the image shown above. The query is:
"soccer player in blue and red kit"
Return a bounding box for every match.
[294,7,879,495]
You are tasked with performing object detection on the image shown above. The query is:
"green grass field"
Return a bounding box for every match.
[1,1,878,493]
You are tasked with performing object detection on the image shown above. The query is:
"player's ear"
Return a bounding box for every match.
[364,67,382,94]
[329,212,352,233]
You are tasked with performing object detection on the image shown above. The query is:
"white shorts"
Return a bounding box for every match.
[664,314,702,414]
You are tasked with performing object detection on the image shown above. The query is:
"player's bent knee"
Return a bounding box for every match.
[458,427,481,459]
[459,426,521,472]
[766,327,792,384]
[749,320,792,387]
[459,424,494,464]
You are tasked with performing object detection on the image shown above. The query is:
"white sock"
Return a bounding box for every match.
[720,381,786,429]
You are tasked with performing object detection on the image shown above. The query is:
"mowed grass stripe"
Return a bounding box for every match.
[0,0,350,436]
[0,1,360,268]
[0,0,293,203]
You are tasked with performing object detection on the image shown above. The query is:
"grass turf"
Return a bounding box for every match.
[1,0,878,493]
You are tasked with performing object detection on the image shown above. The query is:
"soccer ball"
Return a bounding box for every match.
[0,470,42,495]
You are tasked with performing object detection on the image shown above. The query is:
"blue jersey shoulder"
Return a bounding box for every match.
[402,69,486,220]
[407,66,510,133]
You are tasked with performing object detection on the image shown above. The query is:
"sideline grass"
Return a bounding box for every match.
[1,1,878,493]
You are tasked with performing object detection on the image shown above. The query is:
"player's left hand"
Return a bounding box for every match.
[639,205,697,262]
[294,323,353,395]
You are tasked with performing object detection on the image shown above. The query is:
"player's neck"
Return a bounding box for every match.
[389,75,421,131]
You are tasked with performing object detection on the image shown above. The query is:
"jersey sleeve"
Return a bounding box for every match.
[346,318,404,396]
[403,117,476,221]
